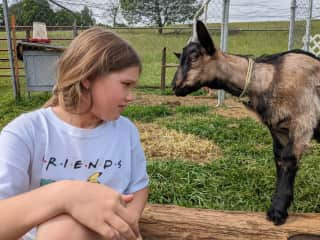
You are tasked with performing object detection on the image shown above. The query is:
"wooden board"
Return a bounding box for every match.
[140,204,320,240]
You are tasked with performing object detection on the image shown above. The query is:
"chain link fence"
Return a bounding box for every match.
[289,0,320,55]
[2,0,318,99]
[0,0,80,98]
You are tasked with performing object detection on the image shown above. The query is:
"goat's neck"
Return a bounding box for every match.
[213,52,252,97]
[206,52,274,97]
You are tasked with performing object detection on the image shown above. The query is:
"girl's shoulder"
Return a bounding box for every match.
[116,116,141,145]
[117,115,135,127]
[117,116,139,133]
[5,108,46,126]
[2,108,48,137]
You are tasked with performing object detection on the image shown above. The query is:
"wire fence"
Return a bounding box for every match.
[289,0,320,54]
[1,0,319,99]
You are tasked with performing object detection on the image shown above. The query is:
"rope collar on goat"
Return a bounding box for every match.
[239,58,254,98]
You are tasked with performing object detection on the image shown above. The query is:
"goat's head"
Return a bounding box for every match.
[172,20,217,96]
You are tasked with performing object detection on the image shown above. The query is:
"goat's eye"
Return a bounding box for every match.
[189,53,199,62]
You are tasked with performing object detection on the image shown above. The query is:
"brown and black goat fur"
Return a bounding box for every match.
[172,20,320,225]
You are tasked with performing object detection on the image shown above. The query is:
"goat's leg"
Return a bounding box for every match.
[267,139,298,225]
[267,132,291,225]
[267,125,313,225]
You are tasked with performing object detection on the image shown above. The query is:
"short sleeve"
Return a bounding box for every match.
[0,116,32,199]
[124,124,149,194]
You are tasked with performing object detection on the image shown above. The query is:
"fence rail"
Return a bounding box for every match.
[0,24,296,99]
[0,25,290,32]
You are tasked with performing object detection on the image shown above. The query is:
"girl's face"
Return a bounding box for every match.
[87,66,139,121]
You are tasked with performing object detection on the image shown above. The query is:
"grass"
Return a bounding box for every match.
[122,105,173,122]
[0,21,320,214]
[131,108,320,213]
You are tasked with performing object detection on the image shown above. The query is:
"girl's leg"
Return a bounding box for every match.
[36,214,104,240]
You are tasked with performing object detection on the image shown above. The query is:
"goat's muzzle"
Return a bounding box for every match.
[172,82,203,97]
[173,86,189,97]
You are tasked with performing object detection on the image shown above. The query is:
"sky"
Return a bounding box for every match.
[228,0,292,22]
[1,0,319,24]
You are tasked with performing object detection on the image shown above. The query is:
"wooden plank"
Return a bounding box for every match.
[140,204,320,240]
[163,64,178,68]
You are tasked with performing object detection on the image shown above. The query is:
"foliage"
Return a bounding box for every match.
[0,4,4,25]
[21,0,54,26]
[104,0,120,27]
[120,0,200,33]
[7,0,95,26]
[54,9,75,26]
[78,6,95,26]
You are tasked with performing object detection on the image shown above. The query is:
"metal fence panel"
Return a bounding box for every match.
[23,50,61,91]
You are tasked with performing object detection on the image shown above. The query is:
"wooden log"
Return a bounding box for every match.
[139,204,320,240]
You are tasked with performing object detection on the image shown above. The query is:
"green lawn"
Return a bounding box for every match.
[0,21,320,214]
[122,105,320,213]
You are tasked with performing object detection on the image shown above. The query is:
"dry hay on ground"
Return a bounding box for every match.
[135,122,222,164]
[132,93,259,121]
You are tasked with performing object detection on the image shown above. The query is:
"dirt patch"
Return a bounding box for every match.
[132,93,260,164]
[132,93,259,121]
[135,122,222,164]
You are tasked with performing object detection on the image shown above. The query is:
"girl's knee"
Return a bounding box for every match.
[36,214,102,240]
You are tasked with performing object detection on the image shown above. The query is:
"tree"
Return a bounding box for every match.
[104,0,120,27]
[0,4,3,26]
[79,6,95,26]
[9,0,55,26]
[7,0,96,27]
[119,0,140,26]
[54,9,75,26]
[8,1,24,25]
[120,0,200,33]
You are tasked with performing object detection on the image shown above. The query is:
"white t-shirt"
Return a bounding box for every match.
[0,107,149,239]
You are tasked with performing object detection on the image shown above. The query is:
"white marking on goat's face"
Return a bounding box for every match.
[172,42,214,96]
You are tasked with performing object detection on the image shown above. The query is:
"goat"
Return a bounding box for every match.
[172,20,320,225]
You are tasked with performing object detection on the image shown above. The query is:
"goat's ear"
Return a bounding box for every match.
[196,20,215,55]
[173,52,181,59]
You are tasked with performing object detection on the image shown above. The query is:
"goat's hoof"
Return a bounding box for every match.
[267,207,288,225]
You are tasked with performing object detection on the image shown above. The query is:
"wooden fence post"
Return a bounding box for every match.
[26,29,31,40]
[161,47,166,94]
[11,15,20,99]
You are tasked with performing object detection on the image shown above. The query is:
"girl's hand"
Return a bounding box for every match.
[61,180,139,240]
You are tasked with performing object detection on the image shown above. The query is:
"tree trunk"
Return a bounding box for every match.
[139,204,320,240]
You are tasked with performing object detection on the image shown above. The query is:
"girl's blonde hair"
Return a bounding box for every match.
[43,27,142,112]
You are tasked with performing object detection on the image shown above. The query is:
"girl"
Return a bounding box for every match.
[0,27,149,240]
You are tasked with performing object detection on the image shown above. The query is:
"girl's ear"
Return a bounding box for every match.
[196,20,216,56]
[81,79,90,90]
[173,52,181,59]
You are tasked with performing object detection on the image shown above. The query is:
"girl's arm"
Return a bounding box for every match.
[126,187,149,219]
[0,181,65,240]
[0,180,139,240]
